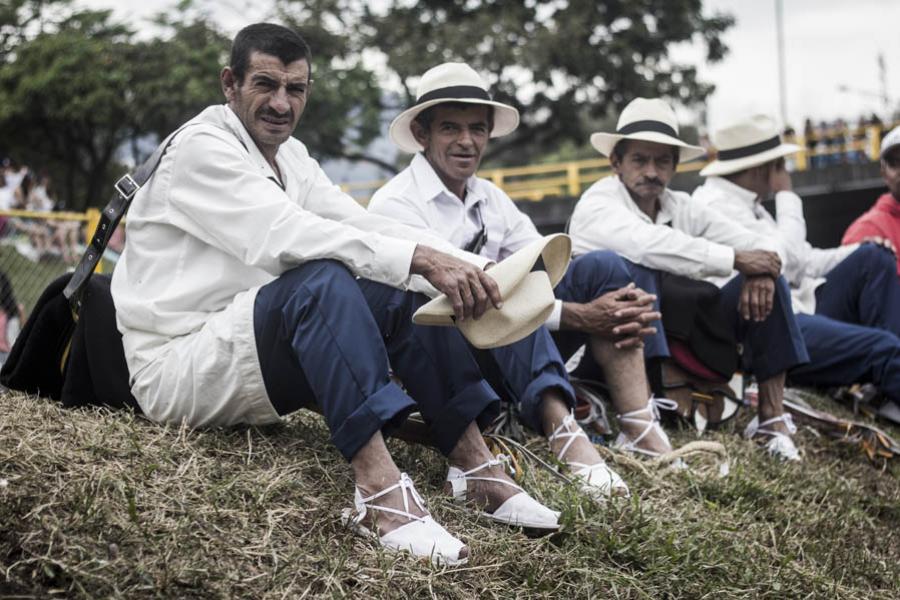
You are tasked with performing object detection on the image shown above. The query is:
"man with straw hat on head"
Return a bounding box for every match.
[568,98,810,461]
[695,115,900,424]
[370,62,680,495]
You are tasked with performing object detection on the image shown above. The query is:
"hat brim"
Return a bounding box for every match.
[389,98,520,154]
[590,131,707,162]
[412,233,571,349]
[699,143,800,177]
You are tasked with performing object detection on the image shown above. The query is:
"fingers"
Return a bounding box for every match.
[614,336,645,350]
[750,282,764,321]
[468,272,488,319]
[457,275,475,321]
[739,282,752,321]
[477,269,503,309]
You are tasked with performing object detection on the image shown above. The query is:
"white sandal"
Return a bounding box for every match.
[614,397,678,458]
[744,413,801,462]
[548,413,629,499]
[342,472,468,566]
[446,456,560,530]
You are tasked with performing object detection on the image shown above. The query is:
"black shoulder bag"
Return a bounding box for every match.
[0,126,190,411]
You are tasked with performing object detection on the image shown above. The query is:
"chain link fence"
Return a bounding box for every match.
[0,208,122,360]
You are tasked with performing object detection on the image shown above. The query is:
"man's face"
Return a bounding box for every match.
[881,147,900,200]
[610,139,677,204]
[412,104,491,189]
[221,51,310,154]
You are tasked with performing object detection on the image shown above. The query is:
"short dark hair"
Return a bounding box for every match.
[611,139,680,166]
[413,102,495,133]
[230,23,311,83]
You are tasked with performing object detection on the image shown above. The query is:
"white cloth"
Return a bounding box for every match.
[112,105,489,428]
[368,153,567,328]
[692,176,859,314]
[569,175,783,281]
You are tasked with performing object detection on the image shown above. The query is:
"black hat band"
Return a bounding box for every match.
[416,85,492,105]
[617,120,678,138]
[717,135,781,161]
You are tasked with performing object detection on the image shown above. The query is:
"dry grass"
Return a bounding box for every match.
[2,389,900,599]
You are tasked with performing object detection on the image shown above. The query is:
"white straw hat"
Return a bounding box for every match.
[389,62,520,154]
[413,234,571,349]
[700,115,800,177]
[590,98,706,161]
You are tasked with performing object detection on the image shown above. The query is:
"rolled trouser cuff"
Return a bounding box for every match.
[517,372,576,435]
[331,381,416,461]
[429,379,500,456]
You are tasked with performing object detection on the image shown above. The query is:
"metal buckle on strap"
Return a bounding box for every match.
[114,174,140,199]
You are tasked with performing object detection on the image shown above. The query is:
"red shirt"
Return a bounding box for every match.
[842,192,900,275]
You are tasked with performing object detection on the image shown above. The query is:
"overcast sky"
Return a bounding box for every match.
[78,0,900,134]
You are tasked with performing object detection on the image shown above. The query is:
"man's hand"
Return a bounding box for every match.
[768,158,793,193]
[739,275,775,322]
[561,283,661,349]
[734,249,782,278]
[410,245,502,321]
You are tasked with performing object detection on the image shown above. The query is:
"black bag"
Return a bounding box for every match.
[0,273,140,411]
[0,126,191,410]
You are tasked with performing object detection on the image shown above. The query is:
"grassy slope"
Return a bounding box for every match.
[1,390,899,599]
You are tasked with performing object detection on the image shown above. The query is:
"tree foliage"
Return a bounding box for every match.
[0,3,227,210]
[362,0,733,165]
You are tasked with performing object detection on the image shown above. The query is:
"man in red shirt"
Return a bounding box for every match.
[842,126,900,274]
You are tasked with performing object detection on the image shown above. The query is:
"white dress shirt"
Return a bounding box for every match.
[569,175,783,282]
[112,105,488,428]
[368,153,568,328]
[692,176,858,314]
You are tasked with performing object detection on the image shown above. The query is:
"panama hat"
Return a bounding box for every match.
[389,62,520,154]
[700,115,800,177]
[590,98,706,161]
[413,234,571,349]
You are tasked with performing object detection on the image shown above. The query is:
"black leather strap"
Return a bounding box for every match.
[63,124,196,314]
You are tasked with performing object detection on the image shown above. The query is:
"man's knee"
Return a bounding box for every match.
[572,250,632,290]
[852,242,896,275]
[280,260,355,293]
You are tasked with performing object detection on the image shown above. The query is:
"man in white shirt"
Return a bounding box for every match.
[111,24,560,566]
[569,98,810,461]
[370,62,671,499]
[695,115,900,422]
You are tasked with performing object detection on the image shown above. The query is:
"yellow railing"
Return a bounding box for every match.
[342,123,896,204]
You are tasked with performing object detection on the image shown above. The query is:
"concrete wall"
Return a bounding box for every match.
[517,162,888,248]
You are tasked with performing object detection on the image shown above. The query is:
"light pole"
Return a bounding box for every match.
[775,0,788,125]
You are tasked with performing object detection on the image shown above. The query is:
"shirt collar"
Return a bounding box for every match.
[706,175,759,208]
[410,153,485,210]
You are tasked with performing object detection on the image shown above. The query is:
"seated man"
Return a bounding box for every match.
[843,125,900,275]
[369,62,672,480]
[568,98,810,461]
[111,24,559,567]
[694,115,900,422]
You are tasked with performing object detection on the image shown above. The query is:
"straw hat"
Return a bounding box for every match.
[413,234,571,349]
[700,115,800,177]
[389,62,520,154]
[590,98,706,161]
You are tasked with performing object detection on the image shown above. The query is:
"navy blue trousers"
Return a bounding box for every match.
[814,244,900,337]
[788,244,900,402]
[623,263,809,382]
[253,260,500,461]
